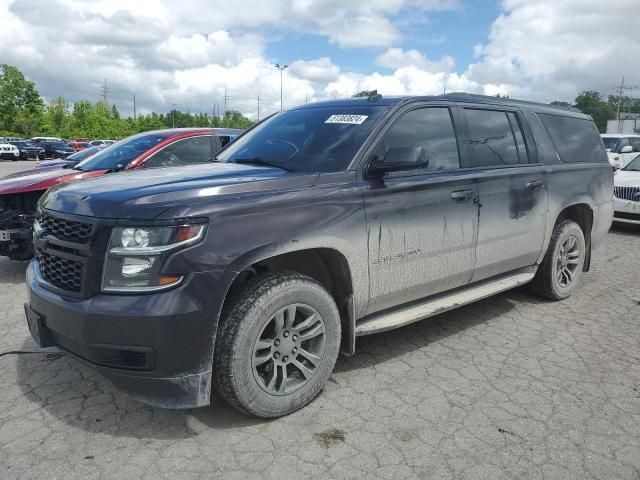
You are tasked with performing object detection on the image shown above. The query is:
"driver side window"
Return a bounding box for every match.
[377,107,461,172]
[145,136,212,168]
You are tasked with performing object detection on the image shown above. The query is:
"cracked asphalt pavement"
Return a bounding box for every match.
[1,162,640,479]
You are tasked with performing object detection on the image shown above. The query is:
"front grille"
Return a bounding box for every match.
[614,186,640,202]
[614,211,640,221]
[39,252,84,292]
[40,212,93,243]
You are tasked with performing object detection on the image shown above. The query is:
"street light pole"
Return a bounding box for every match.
[273,63,288,111]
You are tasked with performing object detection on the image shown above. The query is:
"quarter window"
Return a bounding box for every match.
[145,136,212,168]
[538,113,608,164]
[376,107,460,171]
[465,109,522,167]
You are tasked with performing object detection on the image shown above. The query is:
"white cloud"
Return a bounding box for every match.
[2,0,639,122]
[467,0,640,102]
[289,58,340,83]
[376,47,454,72]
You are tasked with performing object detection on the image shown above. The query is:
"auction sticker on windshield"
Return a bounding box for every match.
[325,115,368,125]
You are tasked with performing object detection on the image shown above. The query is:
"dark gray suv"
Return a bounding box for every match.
[25,93,613,418]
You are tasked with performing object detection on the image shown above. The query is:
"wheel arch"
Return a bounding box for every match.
[219,245,358,356]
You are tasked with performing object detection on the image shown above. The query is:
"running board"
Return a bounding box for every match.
[355,270,536,336]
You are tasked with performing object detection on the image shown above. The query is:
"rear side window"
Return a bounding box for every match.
[377,107,460,171]
[629,138,640,152]
[464,109,524,167]
[538,114,607,163]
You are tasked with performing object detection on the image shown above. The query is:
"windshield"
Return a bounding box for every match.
[48,141,69,149]
[75,132,172,171]
[216,105,387,173]
[622,154,640,171]
[66,146,103,162]
[602,137,620,152]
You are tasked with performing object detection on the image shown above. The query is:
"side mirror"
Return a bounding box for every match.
[620,145,633,154]
[369,146,428,174]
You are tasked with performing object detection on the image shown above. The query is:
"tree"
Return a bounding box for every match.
[352,90,376,98]
[574,91,613,132]
[0,64,44,134]
[550,101,572,108]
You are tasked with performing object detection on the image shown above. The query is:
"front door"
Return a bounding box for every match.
[460,107,548,282]
[363,106,479,315]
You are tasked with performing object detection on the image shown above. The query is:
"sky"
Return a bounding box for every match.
[1,0,639,119]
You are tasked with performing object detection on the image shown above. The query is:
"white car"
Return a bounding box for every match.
[0,143,20,161]
[613,154,640,225]
[601,134,640,169]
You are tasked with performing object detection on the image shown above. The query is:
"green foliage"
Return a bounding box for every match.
[352,90,376,98]
[0,65,254,139]
[574,91,613,132]
[0,64,44,136]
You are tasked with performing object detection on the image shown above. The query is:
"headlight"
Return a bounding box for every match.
[101,223,206,293]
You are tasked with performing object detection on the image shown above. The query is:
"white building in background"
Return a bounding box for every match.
[607,116,640,134]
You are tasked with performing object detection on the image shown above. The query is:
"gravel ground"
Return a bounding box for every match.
[0,160,639,480]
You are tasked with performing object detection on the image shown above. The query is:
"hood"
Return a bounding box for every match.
[0,165,107,194]
[40,162,318,219]
[614,169,640,187]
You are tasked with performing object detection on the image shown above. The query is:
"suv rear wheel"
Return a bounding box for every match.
[213,272,341,418]
[532,219,586,300]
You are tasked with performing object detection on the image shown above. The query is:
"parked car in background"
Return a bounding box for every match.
[36,145,105,169]
[0,128,242,260]
[90,139,116,147]
[22,94,613,417]
[67,141,91,152]
[0,143,20,161]
[41,141,75,159]
[613,154,640,225]
[8,140,45,160]
[601,134,640,169]
[31,136,63,145]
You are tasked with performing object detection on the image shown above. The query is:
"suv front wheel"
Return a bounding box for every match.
[213,272,341,418]
[532,219,586,301]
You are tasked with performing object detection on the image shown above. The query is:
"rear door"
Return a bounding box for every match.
[460,107,548,282]
[363,105,479,314]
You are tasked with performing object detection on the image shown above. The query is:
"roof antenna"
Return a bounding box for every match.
[368,90,382,102]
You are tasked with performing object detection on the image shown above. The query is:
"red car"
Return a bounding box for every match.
[0,127,243,260]
[67,141,92,152]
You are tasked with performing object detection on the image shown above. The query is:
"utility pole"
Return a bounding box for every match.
[100,79,109,108]
[273,63,288,111]
[223,89,228,117]
[257,95,261,121]
[305,95,308,104]
[133,94,136,120]
[171,102,177,128]
[615,77,638,133]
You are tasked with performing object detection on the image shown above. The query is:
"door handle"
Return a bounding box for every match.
[450,189,474,201]
[526,180,543,190]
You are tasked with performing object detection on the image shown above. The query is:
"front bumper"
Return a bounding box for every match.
[0,153,19,160]
[26,260,228,409]
[613,197,640,225]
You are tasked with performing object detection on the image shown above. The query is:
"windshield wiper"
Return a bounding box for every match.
[232,158,296,172]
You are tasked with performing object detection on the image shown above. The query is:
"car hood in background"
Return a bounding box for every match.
[614,170,640,187]
[40,162,318,219]
[0,166,107,194]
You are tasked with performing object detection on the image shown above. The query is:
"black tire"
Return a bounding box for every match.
[531,219,586,301]
[213,272,341,418]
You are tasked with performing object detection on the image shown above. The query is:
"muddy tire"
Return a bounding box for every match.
[531,220,586,301]
[213,272,341,418]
